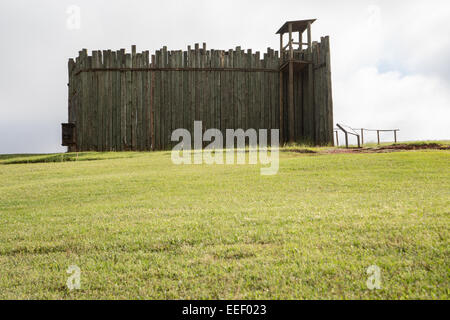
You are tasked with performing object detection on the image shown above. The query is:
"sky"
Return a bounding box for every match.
[0,0,449,153]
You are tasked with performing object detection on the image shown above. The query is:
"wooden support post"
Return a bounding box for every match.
[280,33,283,62]
[288,23,294,142]
[360,128,364,146]
[394,130,397,143]
[357,135,360,148]
[299,31,302,51]
[377,130,380,145]
[345,132,348,148]
[279,33,284,144]
[335,130,339,146]
[306,22,314,143]
[279,71,283,144]
[289,23,293,60]
[307,22,312,53]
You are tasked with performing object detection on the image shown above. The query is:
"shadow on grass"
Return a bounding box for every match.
[0,152,139,165]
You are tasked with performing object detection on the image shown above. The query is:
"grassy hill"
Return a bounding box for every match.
[0,144,448,299]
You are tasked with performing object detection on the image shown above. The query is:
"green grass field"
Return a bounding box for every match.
[0,145,448,299]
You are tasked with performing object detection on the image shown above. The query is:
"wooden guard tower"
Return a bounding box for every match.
[277,19,316,143]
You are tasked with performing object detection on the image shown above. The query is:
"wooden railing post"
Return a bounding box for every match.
[394,130,397,143]
[360,128,364,146]
[377,130,380,145]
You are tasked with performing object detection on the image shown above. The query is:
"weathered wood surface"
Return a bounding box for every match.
[67,39,333,151]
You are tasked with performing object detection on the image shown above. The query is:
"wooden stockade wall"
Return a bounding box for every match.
[67,39,333,151]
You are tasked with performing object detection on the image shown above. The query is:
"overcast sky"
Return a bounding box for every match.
[0,0,449,153]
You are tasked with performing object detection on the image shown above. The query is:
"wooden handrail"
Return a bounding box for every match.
[336,123,360,148]
[334,126,400,146]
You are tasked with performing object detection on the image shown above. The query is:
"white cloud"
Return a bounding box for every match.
[0,0,449,153]
[335,67,450,141]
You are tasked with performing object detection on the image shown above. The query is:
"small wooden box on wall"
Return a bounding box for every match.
[61,123,76,147]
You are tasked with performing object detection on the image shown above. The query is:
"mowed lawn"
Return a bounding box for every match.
[0,148,448,299]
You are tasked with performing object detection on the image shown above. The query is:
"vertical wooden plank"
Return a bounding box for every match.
[321,39,327,145]
[106,50,113,150]
[97,51,105,151]
[255,51,262,131]
[92,51,100,150]
[279,69,283,143]
[245,50,251,131]
[176,51,182,134]
[119,49,126,151]
[204,47,211,133]
[173,50,179,134]
[167,51,172,149]
[199,45,205,140]
[219,51,226,132]
[271,49,277,133]
[162,46,168,149]
[154,50,161,150]
[110,50,118,151]
[262,48,270,131]
[131,45,137,150]
[81,51,87,151]
[239,48,245,130]
[67,58,75,151]
[179,50,185,132]
[214,50,221,130]
[136,53,143,150]
[307,22,314,144]
[102,50,108,151]
[110,51,116,151]
[194,44,201,138]
[95,51,101,151]
[115,50,123,150]
[233,47,240,130]
[312,42,320,144]
[325,36,334,145]
[76,51,84,151]
[125,53,132,150]
[253,50,258,131]
[101,50,107,151]
[182,49,189,133]
[74,56,80,150]
[188,46,195,139]
[169,49,174,149]
[209,49,215,131]
[266,49,272,135]
[142,50,150,150]
[150,54,155,150]
[110,51,117,151]
[79,49,87,151]
[86,54,93,150]
[273,50,279,133]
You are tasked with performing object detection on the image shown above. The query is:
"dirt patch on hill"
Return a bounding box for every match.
[322,143,450,154]
[378,143,450,150]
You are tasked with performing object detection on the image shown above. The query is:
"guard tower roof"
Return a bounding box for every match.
[276,19,316,34]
